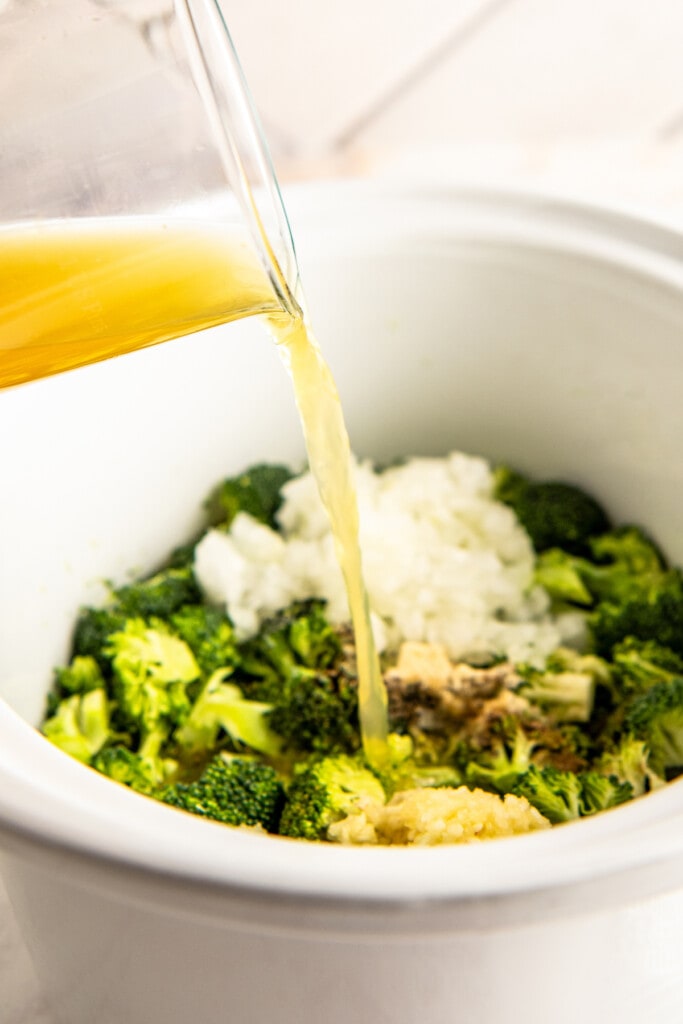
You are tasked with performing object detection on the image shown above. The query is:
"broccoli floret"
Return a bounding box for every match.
[465,724,535,793]
[163,753,284,831]
[534,549,595,606]
[175,671,282,758]
[516,648,610,723]
[206,463,294,530]
[71,607,129,669]
[91,745,168,795]
[238,630,292,689]
[266,673,359,755]
[106,619,200,760]
[461,712,593,792]
[279,755,385,841]
[624,677,683,777]
[590,527,665,578]
[536,530,683,659]
[395,762,463,792]
[42,689,110,763]
[611,638,683,696]
[458,702,593,784]
[590,569,683,657]
[54,655,106,696]
[371,733,462,797]
[512,765,583,823]
[512,763,635,824]
[287,603,343,669]
[494,466,610,554]
[113,565,200,619]
[170,605,238,677]
[526,718,594,771]
[535,526,664,608]
[239,601,342,681]
[595,737,664,797]
[238,603,355,755]
[46,654,108,718]
[578,771,633,815]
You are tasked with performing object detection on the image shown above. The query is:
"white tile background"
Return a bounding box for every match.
[5,2,683,1019]
[227,0,683,217]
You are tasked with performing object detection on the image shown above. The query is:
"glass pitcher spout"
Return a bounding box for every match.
[175,0,303,318]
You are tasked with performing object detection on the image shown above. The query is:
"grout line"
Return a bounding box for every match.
[330,0,522,152]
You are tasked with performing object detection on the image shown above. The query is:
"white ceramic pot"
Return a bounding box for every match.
[1,183,683,1024]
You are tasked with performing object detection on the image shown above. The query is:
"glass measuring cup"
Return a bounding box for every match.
[0,0,302,388]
